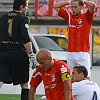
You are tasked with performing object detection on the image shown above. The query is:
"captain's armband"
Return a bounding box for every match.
[61,73,70,82]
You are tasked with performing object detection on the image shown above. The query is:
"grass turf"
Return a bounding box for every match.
[0,94,44,100]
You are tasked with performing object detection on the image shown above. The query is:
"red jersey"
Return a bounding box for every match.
[58,8,94,52]
[30,60,70,100]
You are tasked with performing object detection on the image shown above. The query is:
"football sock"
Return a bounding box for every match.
[21,88,29,100]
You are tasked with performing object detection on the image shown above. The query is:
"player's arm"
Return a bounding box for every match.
[24,42,37,69]
[24,42,33,54]
[29,86,36,100]
[61,73,71,100]
[29,67,42,100]
[21,17,37,68]
[82,0,95,13]
[20,17,33,53]
[53,1,70,12]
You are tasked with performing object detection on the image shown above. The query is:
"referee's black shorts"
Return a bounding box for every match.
[0,52,29,85]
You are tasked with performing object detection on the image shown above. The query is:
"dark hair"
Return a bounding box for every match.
[74,66,88,78]
[71,0,83,6]
[13,0,29,10]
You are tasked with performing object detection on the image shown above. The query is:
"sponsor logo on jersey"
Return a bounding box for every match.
[44,84,57,89]
[69,18,83,28]
[69,24,82,28]
[60,65,67,73]
[25,24,29,29]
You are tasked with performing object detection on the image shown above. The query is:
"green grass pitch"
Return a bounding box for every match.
[0,94,44,100]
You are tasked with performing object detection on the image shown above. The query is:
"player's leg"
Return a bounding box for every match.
[10,52,29,100]
[67,52,76,75]
[67,52,75,100]
[76,52,91,80]
[20,83,29,100]
[0,82,3,88]
[40,96,47,100]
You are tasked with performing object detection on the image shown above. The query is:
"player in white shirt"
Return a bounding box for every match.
[72,66,100,100]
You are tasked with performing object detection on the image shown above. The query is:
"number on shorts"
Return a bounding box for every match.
[92,91,97,100]
[8,19,13,36]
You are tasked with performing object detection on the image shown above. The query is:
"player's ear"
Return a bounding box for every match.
[19,5,23,10]
[47,56,52,62]
[80,72,84,78]
[49,56,53,61]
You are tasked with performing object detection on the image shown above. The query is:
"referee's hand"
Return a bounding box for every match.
[28,52,37,69]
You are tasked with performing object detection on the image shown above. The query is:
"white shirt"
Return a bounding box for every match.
[72,80,100,100]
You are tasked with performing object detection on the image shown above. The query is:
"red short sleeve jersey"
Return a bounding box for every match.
[58,8,94,52]
[30,67,43,88]
[30,60,70,100]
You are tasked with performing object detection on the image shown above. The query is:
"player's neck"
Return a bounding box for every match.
[74,11,83,17]
[14,10,22,14]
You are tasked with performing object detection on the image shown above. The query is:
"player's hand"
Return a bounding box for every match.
[28,52,37,69]
[80,0,86,6]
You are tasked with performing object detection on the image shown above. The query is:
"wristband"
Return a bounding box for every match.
[29,52,33,54]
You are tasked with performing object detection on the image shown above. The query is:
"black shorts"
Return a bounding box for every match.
[0,52,29,85]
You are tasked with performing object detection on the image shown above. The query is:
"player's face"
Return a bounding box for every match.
[22,3,29,16]
[72,68,81,82]
[71,1,82,16]
[38,59,52,71]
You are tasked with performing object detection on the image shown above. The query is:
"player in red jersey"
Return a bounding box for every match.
[29,49,71,100]
[53,0,95,79]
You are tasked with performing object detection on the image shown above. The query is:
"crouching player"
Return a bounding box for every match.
[29,49,72,100]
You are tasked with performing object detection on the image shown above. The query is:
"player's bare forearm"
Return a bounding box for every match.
[64,80,71,100]
[82,0,95,13]
[29,86,36,100]
[24,42,33,53]
[53,1,70,12]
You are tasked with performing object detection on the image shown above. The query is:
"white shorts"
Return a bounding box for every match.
[67,52,91,77]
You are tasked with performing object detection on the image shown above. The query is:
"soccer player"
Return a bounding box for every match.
[29,49,71,100]
[0,0,37,100]
[53,0,96,79]
[72,66,100,100]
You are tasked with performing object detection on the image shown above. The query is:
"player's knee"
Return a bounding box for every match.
[20,83,29,89]
[0,81,3,88]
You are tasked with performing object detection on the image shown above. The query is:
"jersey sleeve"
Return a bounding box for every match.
[56,61,70,82]
[58,7,69,22]
[20,17,30,44]
[30,67,42,88]
[84,10,94,22]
